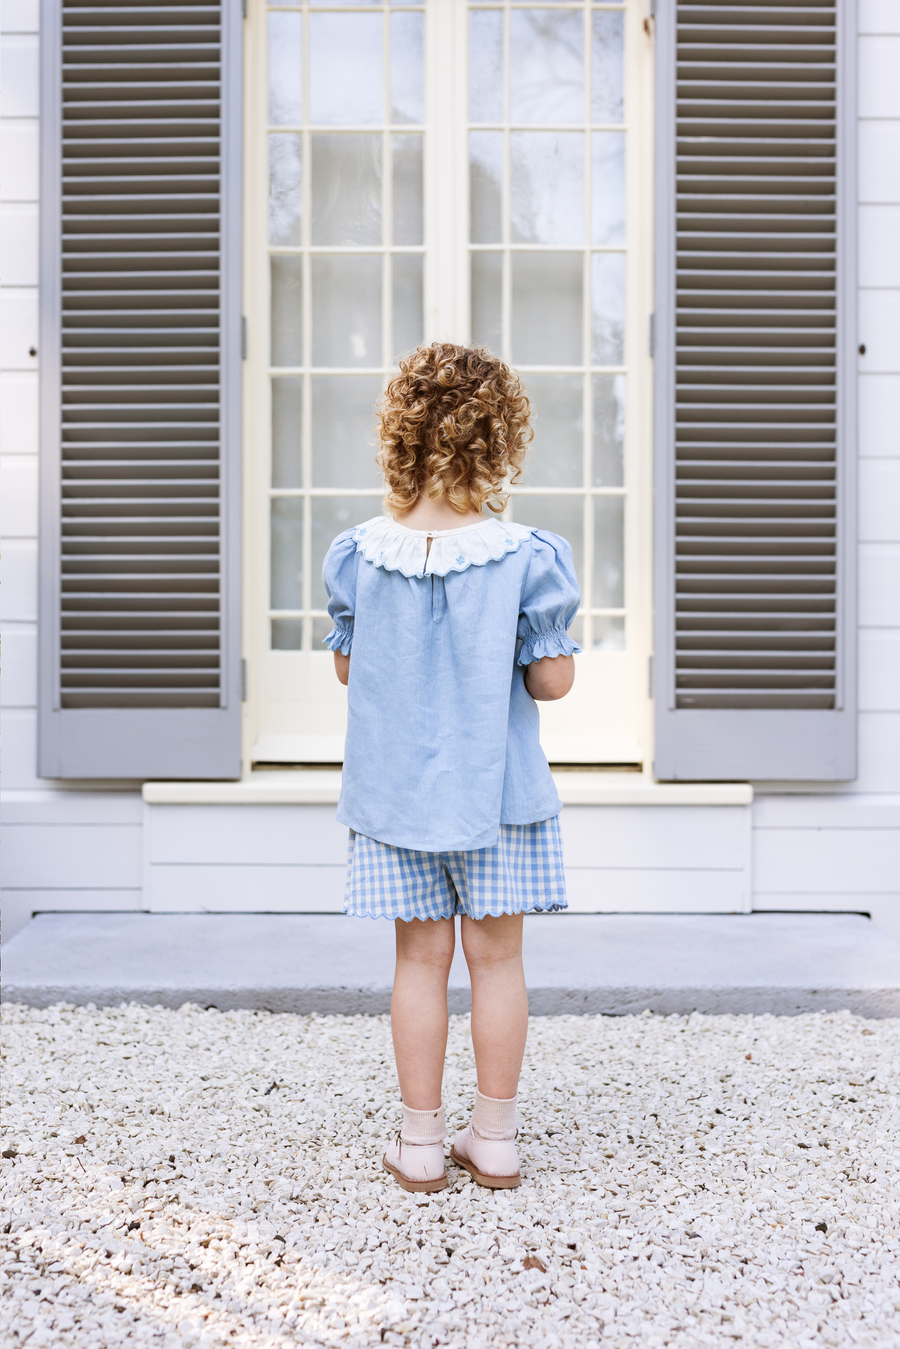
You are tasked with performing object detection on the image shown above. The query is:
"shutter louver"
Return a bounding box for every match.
[39,0,242,778]
[653,0,857,780]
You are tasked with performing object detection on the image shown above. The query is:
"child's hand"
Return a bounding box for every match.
[524,654,575,701]
[334,652,350,686]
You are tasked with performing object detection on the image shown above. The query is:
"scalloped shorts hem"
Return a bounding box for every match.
[342,817,567,922]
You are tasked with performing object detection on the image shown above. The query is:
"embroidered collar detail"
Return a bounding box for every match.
[352,515,532,578]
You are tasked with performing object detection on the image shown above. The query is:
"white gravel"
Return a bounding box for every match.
[1,1005,898,1349]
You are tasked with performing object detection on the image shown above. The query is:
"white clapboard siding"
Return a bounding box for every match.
[653,0,857,780]
[39,0,242,778]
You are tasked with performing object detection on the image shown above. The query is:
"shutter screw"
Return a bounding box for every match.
[858,344,866,355]
[28,347,37,357]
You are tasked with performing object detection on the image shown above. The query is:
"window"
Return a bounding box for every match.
[244,0,654,768]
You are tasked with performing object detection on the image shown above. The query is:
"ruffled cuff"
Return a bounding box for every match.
[323,622,353,655]
[517,627,581,667]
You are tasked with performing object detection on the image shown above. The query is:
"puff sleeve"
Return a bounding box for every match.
[516,529,582,666]
[322,529,359,654]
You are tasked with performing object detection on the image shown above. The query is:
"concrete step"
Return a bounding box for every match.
[2,912,899,1016]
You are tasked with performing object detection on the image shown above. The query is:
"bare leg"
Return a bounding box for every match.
[460,912,528,1099]
[391,917,456,1110]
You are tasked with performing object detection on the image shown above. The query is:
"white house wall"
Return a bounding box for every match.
[2,0,898,946]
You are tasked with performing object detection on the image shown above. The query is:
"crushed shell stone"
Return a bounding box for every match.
[2,1006,899,1349]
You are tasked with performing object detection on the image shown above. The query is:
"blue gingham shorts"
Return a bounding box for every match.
[343,816,568,922]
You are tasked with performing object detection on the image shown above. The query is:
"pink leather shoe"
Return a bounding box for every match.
[382,1134,448,1193]
[450,1124,521,1189]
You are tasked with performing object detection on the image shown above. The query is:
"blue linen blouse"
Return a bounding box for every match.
[323,514,581,853]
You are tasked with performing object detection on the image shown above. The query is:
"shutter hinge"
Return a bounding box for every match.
[649,0,657,16]
[649,313,655,358]
[241,316,248,360]
[648,654,654,700]
[241,658,248,702]
[242,0,248,19]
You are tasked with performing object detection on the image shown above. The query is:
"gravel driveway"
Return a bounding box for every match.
[2,1004,898,1348]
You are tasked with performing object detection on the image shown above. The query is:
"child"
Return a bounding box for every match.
[322,342,580,1193]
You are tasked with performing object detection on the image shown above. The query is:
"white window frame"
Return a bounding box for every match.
[240,0,657,772]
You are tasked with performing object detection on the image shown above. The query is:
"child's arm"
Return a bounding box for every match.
[334,652,350,686]
[524,653,574,701]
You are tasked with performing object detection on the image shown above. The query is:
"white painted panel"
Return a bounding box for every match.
[865,898,900,945]
[147,803,348,865]
[560,804,749,869]
[859,37,900,117]
[753,794,900,828]
[0,709,40,788]
[0,289,37,369]
[858,290,900,373]
[148,864,346,913]
[0,625,36,706]
[1,789,142,825]
[1,537,37,619]
[0,122,39,201]
[859,375,900,457]
[4,823,143,888]
[564,869,746,913]
[753,827,899,893]
[0,204,37,285]
[859,206,900,286]
[859,543,900,626]
[0,454,37,536]
[1,891,145,946]
[754,894,900,947]
[860,0,900,34]
[857,711,900,792]
[0,35,38,115]
[0,0,39,32]
[860,630,900,711]
[859,458,900,543]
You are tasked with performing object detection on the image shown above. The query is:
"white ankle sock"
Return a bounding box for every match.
[471,1088,517,1141]
[400,1103,446,1145]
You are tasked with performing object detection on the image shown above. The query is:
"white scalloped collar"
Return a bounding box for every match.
[352,515,532,578]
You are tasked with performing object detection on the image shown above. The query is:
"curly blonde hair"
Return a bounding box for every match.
[376,343,532,516]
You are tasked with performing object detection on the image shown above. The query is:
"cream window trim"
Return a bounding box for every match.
[144,772,752,807]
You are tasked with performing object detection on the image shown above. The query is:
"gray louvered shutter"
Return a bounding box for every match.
[38,0,242,779]
[652,0,857,781]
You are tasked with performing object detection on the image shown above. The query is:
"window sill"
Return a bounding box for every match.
[142,772,752,807]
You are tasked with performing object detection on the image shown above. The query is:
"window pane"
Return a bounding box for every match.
[272,618,304,651]
[471,252,501,352]
[269,134,302,246]
[309,13,382,126]
[311,255,382,367]
[312,616,335,647]
[268,12,302,125]
[270,255,303,367]
[272,377,303,489]
[271,496,304,610]
[391,12,424,124]
[470,131,502,245]
[593,374,625,487]
[593,495,624,609]
[592,131,625,247]
[511,253,582,367]
[469,10,503,122]
[311,375,383,489]
[509,493,584,595]
[392,134,423,245]
[593,616,624,652]
[592,12,624,125]
[311,134,382,246]
[510,132,583,246]
[510,11,584,126]
[392,253,423,358]
[311,497,381,608]
[522,374,583,488]
[591,253,625,366]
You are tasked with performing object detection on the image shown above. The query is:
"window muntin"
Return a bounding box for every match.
[468,2,628,653]
[266,2,425,654]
